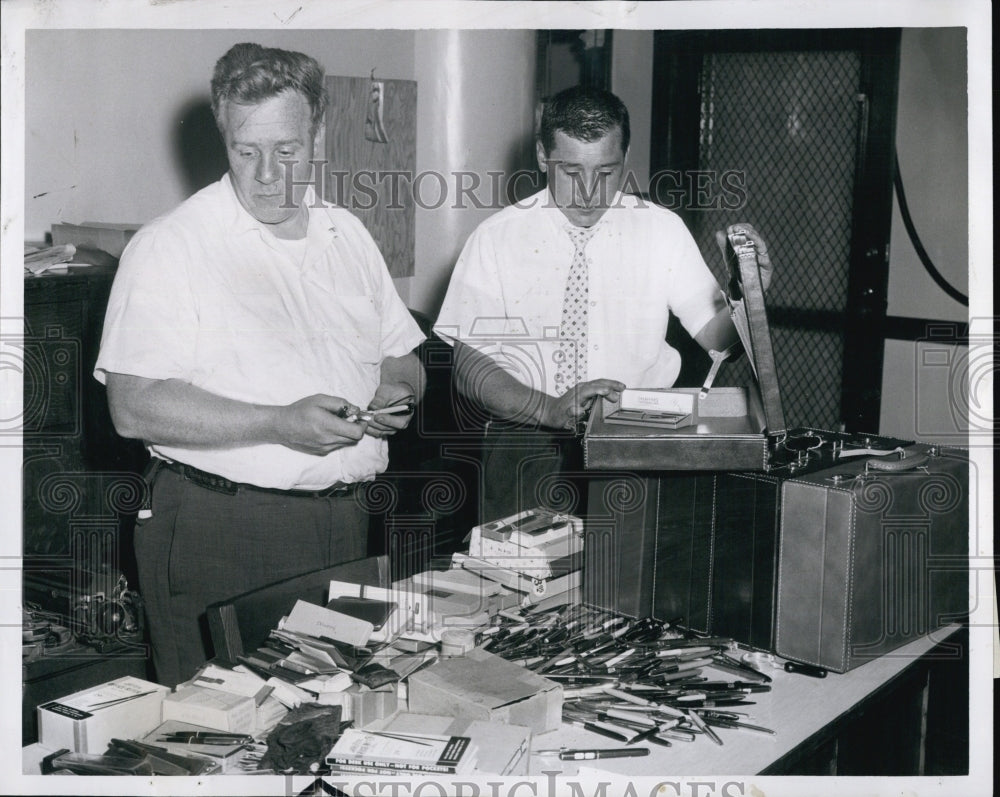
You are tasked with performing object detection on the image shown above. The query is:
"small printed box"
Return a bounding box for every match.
[161,684,257,733]
[37,676,170,754]
[619,388,696,415]
[317,684,398,726]
[468,508,583,578]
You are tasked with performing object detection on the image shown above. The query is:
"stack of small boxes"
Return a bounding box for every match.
[453,508,584,609]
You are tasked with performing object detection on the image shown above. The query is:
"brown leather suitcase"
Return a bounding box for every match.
[772,441,968,671]
[581,233,969,671]
[584,435,968,672]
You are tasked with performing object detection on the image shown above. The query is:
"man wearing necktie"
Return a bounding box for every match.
[434,85,772,522]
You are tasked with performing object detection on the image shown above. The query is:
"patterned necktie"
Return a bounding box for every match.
[555,225,598,395]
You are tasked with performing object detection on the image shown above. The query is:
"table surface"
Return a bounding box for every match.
[526,625,959,776]
[23,626,958,778]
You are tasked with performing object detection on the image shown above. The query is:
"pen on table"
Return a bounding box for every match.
[563,685,616,699]
[603,686,657,706]
[602,648,638,669]
[545,674,619,684]
[537,646,576,672]
[656,645,714,658]
[628,727,673,747]
[686,709,724,746]
[583,648,624,666]
[696,709,749,721]
[702,718,776,736]
[84,690,159,710]
[630,717,682,743]
[711,654,772,683]
[658,636,733,648]
[784,661,828,678]
[652,668,709,684]
[663,655,717,670]
[276,658,315,676]
[577,636,617,656]
[649,657,715,676]
[563,718,632,742]
[596,708,657,727]
[659,728,697,742]
[159,733,254,745]
[159,737,250,747]
[695,681,772,693]
[537,747,651,761]
[366,731,434,746]
[672,699,756,709]
[672,688,748,700]
[572,701,671,717]
[158,731,253,739]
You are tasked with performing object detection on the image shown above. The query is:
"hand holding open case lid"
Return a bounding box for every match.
[584,230,785,471]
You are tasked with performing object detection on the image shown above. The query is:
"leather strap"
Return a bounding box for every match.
[160,459,362,499]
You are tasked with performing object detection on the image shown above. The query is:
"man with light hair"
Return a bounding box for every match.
[96,43,424,686]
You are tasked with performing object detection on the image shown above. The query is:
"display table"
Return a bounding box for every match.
[527,624,966,776]
[23,625,966,778]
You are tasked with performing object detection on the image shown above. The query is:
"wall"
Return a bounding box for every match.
[25,29,416,242]
[611,30,653,192]
[878,27,972,443]
[886,27,968,323]
[24,28,539,317]
[407,30,537,318]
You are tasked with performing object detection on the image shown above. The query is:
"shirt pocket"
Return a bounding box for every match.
[326,294,382,364]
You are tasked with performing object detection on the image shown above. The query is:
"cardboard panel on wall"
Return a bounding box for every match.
[325,75,417,278]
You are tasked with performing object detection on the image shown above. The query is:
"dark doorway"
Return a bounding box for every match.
[652,30,901,432]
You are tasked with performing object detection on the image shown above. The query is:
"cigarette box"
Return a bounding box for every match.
[37,675,169,754]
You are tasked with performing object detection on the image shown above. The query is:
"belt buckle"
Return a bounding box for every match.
[321,482,354,499]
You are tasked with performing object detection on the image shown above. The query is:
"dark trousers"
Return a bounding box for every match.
[134,467,368,687]
[480,423,587,524]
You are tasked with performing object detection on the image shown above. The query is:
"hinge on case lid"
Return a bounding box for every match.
[763,429,789,473]
[699,343,741,400]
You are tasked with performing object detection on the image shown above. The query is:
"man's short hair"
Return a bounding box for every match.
[211,43,328,131]
[539,85,631,155]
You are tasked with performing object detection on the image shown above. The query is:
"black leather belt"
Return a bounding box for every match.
[160,460,363,499]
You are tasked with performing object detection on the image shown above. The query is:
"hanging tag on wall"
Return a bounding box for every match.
[365,71,389,144]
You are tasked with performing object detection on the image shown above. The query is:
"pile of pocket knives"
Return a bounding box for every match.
[480,605,776,747]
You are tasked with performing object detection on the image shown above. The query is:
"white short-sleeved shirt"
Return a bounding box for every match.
[95,174,424,490]
[433,188,724,396]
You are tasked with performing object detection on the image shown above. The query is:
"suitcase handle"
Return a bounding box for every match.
[836,445,906,459]
[865,453,929,473]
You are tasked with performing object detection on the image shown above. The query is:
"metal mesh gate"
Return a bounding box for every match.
[686,50,863,429]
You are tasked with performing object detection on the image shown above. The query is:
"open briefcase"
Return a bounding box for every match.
[581,231,969,672]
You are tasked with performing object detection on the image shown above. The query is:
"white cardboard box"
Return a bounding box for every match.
[161,684,257,733]
[37,675,170,754]
[408,648,562,733]
[469,508,583,578]
[619,388,696,414]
